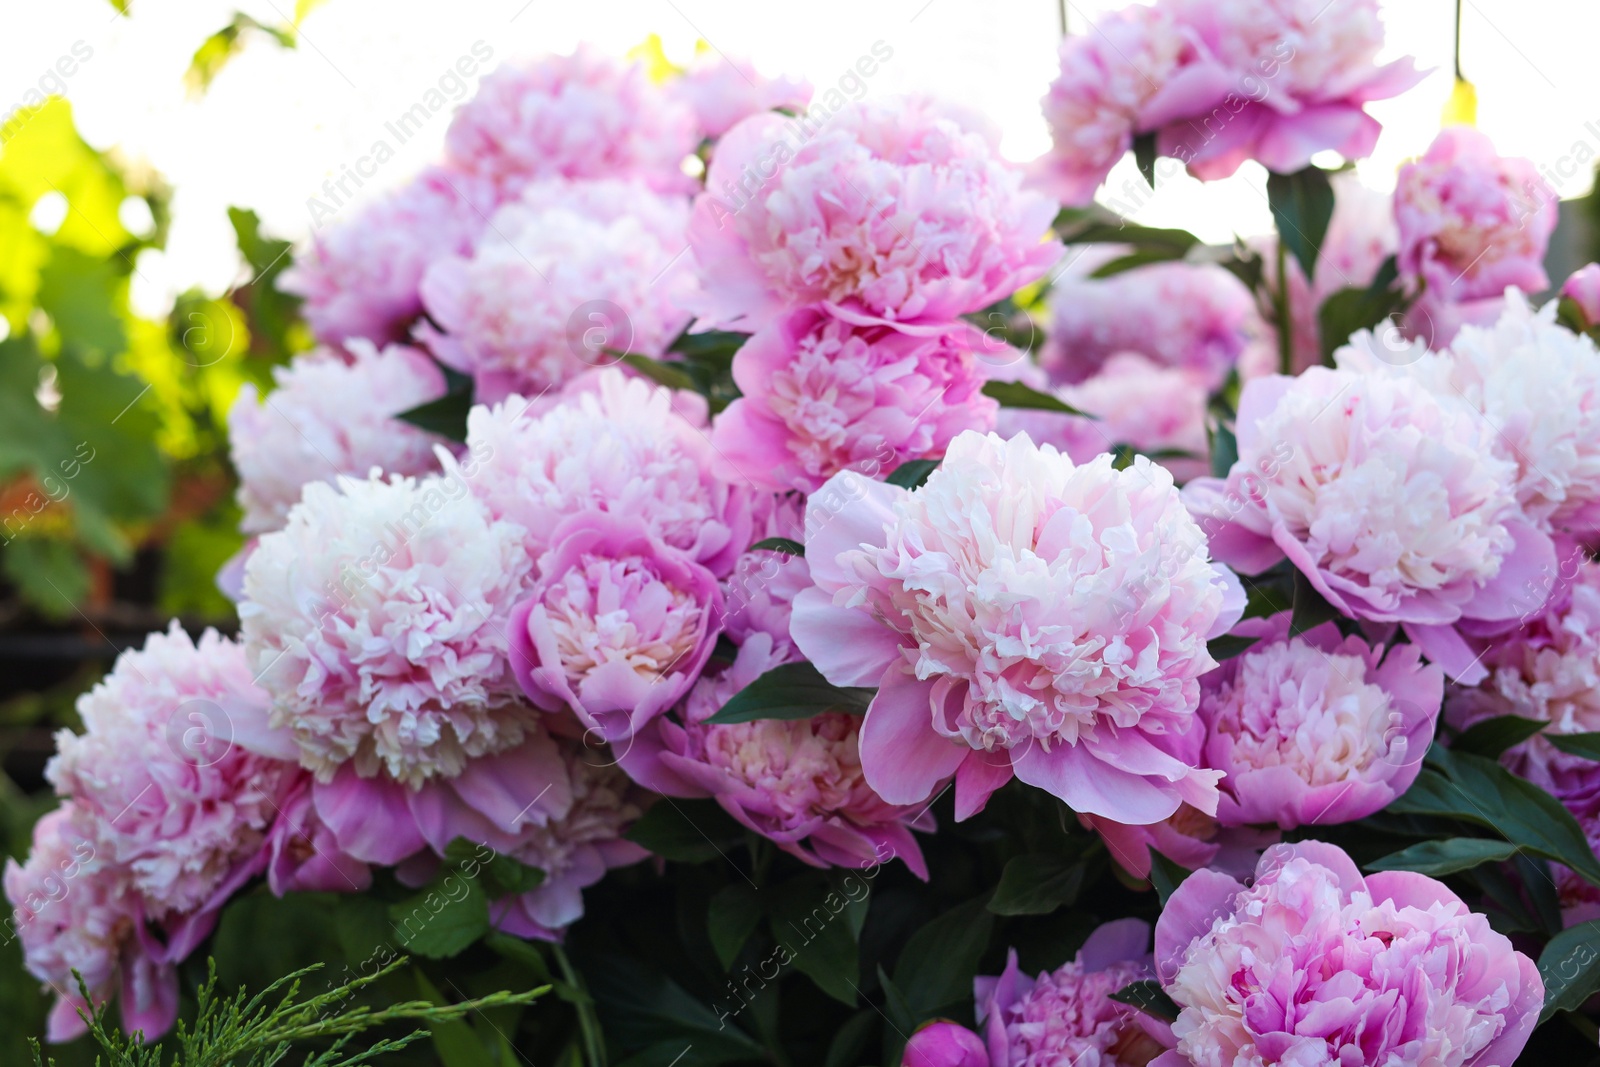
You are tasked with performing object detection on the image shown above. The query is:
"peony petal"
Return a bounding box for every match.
[858,668,965,806]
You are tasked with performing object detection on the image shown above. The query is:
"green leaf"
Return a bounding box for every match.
[1133,131,1158,189]
[186,13,297,96]
[1148,850,1191,906]
[769,872,867,1006]
[1207,634,1259,662]
[483,854,545,898]
[893,896,995,1015]
[37,247,126,358]
[1539,919,1600,1022]
[1365,838,1519,877]
[395,364,474,442]
[668,328,749,362]
[823,1009,877,1067]
[415,968,496,1067]
[388,876,491,959]
[708,883,765,970]
[886,458,940,489]
[2,539,89,619]
[1266,165,1335,281]
[1451,715,1546,759]
[1208,420,1239,479]
[1547,733,1600,761]
[980,380,1090,416]
[1110,980,1180,1024]
[704,661,874,725]
[1056,220,1200,256]
[749,536,804,556]
[586,953,765,1065]
[620,352,699,392]
[1288,568,1342,637]
[988,854,1086,915]
[1316,255,1403,364]
[1557,294,1592,334]
[623,798,746,863]
[1389,746,1600,888]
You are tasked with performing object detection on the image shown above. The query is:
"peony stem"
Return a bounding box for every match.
[1275,236,1293,375]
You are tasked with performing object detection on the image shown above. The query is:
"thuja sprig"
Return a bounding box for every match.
[30,955,547,1067]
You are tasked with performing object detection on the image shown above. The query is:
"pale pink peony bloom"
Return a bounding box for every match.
[228,341,450,535]
[239,471,537,788]
[1562,263,1600,328]
[1395,128,1555,342]
[509,511,724,743]
[46,623,298,920]
[619,631,933,876]
[450,369,754,576]
[1345,294,1600,541]
[444,47,698,199]
[280,167,493,347]
[1157,0,1423,179]
[1001,353,1211,484]
[722,491,811,659]
[976,921,1172,1067]
[689,96,1060,332]
[417,179,695,404]
[674,51,812,140]
[1198,614,1443,828]
[1185,366,1555,682]
[1032,3,1191,205]
[4,805,176,1043]
[1153,841,1542,1067]
[710,307,1004,493]
[1040,262,1260,388]
[793,430,1242,825]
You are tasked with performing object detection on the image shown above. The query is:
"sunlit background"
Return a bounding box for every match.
[2,0,1592,318]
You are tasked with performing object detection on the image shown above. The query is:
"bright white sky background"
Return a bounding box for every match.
[1,0,1591,319]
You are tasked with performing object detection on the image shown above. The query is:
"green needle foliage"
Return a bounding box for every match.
[30,957,545,1067]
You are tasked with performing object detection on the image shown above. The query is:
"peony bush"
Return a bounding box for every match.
[15,6,1600,1064]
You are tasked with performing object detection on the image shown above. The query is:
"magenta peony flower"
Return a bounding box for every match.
[46,623,298,920]
[1032,3,1191,205]
[5,805,177,1043]
[620,631,933,877]
[793,430,1242,824]
[1198,614,1443,829]
[509,511,724,743]
[710,307,1005,493]
[228,341,450,535]
[1040,262,1261,389]
[1156,0,1423,179]
[674,51,812,140]
[976,921,1172,1067]
[417,178,695,404]
[903,1021,991,1067]
[263,777,371,896]
[1185,366,1555,682]
[1395,128,1554,324]
[444,47,697,199]
[1562,263,1600,328]
[1154,841,1542,1067]
[239,471,537,787]
[689,96,1060,332]
[280,166,493,347]
[451,369,754,577]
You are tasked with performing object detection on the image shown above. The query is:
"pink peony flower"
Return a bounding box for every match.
[509,511,724,743]
[1081,804,1277,884]
[1562,263,1600,329]
[674,51,812,140]
[451,368,754,577]
[903,1021,991,1067]
[689,96,1060,332]
[1001,353,1211,484]
[1032,3,1191,205]
[1153,841,1542,1067]
[1185,366,1555,682]
[46,623,298,920]
[4,805,176,1043]
[722,492,811,659]
[239,471,537,787]
[976,921,1172,1067]
[1395,128,1554,323]
[417,179,695,404]
[710,307,1005,493]
[793,430,1242,825]
[444,47,698,199]
[1198,614,1443,829]
[1156,0,1423,179]
[619,631,933,876]
[264,777,371,896]
[1040,262,1261,388]
[280,167,493,347]
[228,341,450,535]
[1346,294,1600,542]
